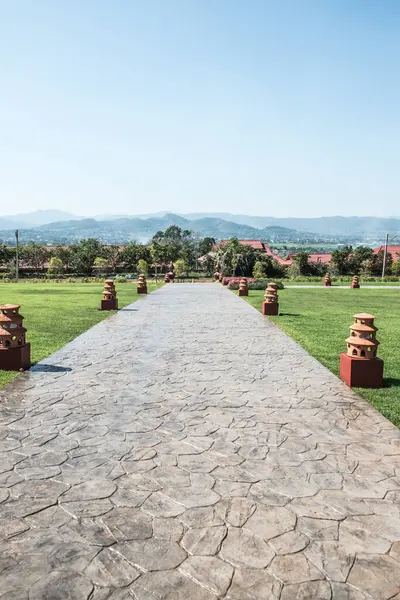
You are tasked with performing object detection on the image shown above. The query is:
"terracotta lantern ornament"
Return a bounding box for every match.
[238,278,249,297]
[137,274,148,294]
[0,304,31,370]
[262,283,279,316]
[340,313,383,388]
[214,271,221,281]
[324,273,332,287]
[351,275,360,289]
[101,279,118,310]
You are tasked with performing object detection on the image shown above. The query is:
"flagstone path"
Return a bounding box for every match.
[1,284,400,600]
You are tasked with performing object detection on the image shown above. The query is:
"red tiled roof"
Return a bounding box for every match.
[308,253,332,264]
[374,246,400,260]
[220,239,265,250]
[264,243,293,265]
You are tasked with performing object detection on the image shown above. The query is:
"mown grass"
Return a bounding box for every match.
[0,282,162,388]
[240,288,400,428]
[283,281,400,287]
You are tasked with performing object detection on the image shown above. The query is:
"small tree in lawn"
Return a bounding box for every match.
[94,257,108,276]
[253,261,266,280]
[138,259,149,276]
[174,259,188,280]
[47,257,64,277]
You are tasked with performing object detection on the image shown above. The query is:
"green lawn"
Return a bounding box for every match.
[0,282,162,388]
[240,288,400,428]
[282,281,400,287]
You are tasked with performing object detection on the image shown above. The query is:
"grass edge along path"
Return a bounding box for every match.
[238,288,400,429]
[0,282,163,388]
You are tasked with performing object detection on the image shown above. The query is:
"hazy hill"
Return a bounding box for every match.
[0,213,299,244]
[0,209,82,229]
[0,210,399,243]
[180,213,400,236]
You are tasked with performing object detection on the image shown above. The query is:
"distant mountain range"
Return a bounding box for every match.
[0,209,79,230]
[0,210,399,244]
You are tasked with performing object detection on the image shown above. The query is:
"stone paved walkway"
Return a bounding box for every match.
[1,284,400,600]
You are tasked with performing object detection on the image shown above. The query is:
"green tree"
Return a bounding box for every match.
[293,251,310,275]
[256,253,286,278]
[331,246,353,275]
[70,239,104,275]
[138,259,149,276]
[374,250,393,276]
[121,242,149,271]
[174,259,188,279]
[94,257,108,275]
[353,246,374,266]
[215,238,257,276]
[392,259,400,276]
[21,243,49,270]
[253,261,266,279]
[199,237,215,256]
[151,226,197,268]
[202,254,215,276]
[52,246,72,271]
[0,244,12,266]
[47,257,64,276]
[103,245,122,273]
[150,242,169,275]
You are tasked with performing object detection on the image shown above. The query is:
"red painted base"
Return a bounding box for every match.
[350,284,360,289]
[262,302,279,316]
[340,353,384,388]
[238,289,248,296]
[101,299,118,310]
[0,344,31,371]
[137,288,147,294]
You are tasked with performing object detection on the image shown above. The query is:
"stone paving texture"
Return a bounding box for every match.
[1,283,400,599]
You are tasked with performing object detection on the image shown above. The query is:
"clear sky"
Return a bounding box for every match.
[1,0,399,218]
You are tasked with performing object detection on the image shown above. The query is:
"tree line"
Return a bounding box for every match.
[0,227,216,277]
[1,232,398,279]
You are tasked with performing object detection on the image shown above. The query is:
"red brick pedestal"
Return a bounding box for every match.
[238,289,248,297]
[340,353,383,388]
[0,304,31,371]
[0,344,31,371]
[101,298,118,310]
[262,301,279,316]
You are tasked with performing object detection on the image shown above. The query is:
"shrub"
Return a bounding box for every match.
[47,257,64,276]
[138,259,149,276]
[228,279,284,290]
[253,261,266,280]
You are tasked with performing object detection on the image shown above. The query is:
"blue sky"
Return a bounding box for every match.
[1,0,399,217]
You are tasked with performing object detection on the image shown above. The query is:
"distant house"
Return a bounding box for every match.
[307,253,332,264]
[263,243,293,266]
[219,239,265,251]
[210,239,333,267]
[373,245,400,262]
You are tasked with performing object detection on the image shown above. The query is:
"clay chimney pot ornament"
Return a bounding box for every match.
[0,304,31,370]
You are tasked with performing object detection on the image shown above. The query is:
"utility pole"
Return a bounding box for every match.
[382,233,389,279]
[15,230,19,281]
